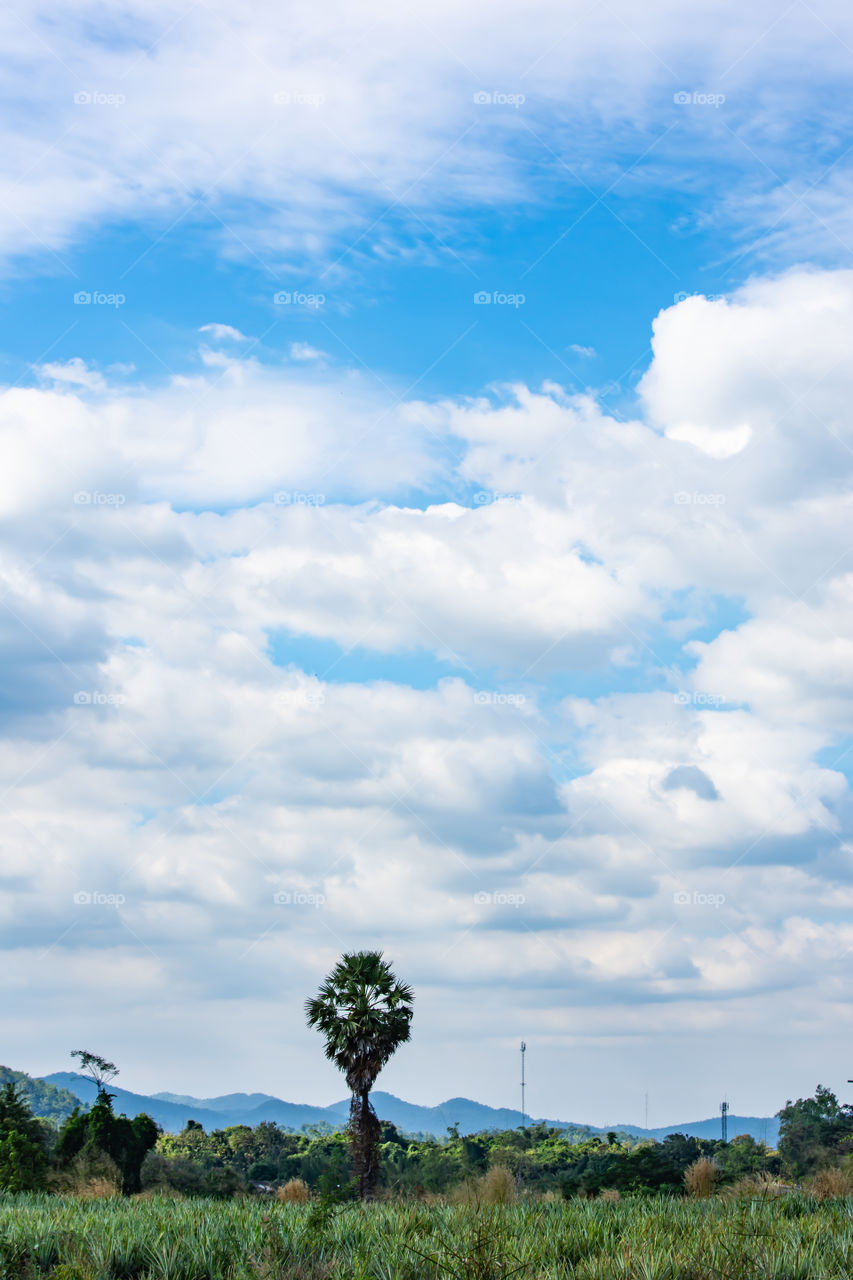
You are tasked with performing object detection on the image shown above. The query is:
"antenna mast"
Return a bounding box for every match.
[520,1042,526,1127]
[721,1100,729,1143]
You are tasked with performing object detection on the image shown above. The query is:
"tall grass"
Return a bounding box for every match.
[683,1156,720,1197]
[1,1191,852,1280]
[275,1178,310,1204]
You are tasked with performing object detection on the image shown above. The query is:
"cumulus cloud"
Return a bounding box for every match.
[4,268,853,1116]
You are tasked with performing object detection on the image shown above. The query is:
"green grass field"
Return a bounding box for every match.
[1,1193,852,1280]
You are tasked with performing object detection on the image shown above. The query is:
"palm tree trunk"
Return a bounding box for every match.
[349,1087,382,1200]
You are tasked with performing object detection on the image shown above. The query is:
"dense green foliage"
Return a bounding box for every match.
[1,1067,850,1210]
[0,1069,81,1128]
[0,1084,49,1192]
[3,1193,853,1280]
[777,1086,853,1177]
[54,1092,158,1194]
[144,1116,779,1198]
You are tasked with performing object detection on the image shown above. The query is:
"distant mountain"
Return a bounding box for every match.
[42,1073,228,1132]
[36,1072,779,1145]
[0,1066,81,1126]
[40,1074,598,1135]
[152,1091,280,1112]
[618,1115,780,1146]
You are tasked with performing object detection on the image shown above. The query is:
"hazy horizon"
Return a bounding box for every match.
[18,1055,821,1130]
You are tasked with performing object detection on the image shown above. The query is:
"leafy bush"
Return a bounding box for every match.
[55,1093,158,1193]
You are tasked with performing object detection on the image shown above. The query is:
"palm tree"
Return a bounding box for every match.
[305,950,414,1199]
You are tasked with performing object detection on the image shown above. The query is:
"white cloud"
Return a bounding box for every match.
[2,2,853,268]
[199,323,250,342]
[4,267,853,1117]
[36,357,106,391]
[289,341,326,362]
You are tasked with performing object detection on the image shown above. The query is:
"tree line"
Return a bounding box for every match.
[2,951,852,1198]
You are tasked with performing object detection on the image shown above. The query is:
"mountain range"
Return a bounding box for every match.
[37,1071,781,1145]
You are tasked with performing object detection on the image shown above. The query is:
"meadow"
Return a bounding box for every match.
[2,1192,852,1280]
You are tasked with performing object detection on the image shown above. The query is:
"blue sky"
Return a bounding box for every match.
[0,183,726,398]
[3,0,853,1126]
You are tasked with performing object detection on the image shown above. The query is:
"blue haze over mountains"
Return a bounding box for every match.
[42,1073,780,1146]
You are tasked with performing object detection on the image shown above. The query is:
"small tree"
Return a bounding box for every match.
[57,1052,157,1193]
[306,950,414,1199]
[777,1085,853,1177]
[0,1082,48,1191]
[71,1050,119,1099]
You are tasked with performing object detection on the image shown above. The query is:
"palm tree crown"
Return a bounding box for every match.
[305,950,414,1095]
